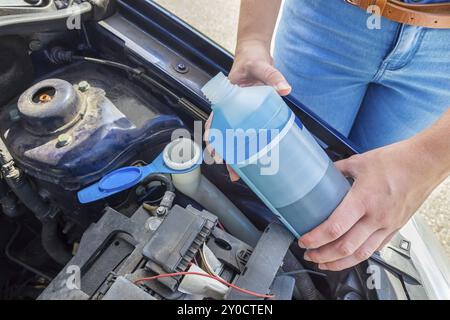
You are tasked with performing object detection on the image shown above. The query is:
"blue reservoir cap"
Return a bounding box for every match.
[77,148,202,204]
[98,167,143,192]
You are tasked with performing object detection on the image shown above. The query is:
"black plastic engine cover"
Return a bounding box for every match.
[143,205,218,273]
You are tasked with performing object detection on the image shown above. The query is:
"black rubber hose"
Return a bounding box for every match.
[5,224,53,281]
[140,173,175,193]
[0,138,71,265]
[48,50,181,101]
[73,55,142,75]
[2,176,52,221]
[41,219,72,266]
[283,250,324,300]
[0,139,52,220]
[0,180,23,218]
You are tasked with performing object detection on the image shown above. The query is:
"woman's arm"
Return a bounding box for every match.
[204,0,291,181]
[300,108,450,271]
[229,0,291,94]
[236,0,282,48]
[413,108,450,180]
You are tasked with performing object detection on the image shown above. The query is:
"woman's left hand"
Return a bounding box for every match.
[299,139,444,271]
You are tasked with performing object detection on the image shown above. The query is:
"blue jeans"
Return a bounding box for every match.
[274,0,450,152]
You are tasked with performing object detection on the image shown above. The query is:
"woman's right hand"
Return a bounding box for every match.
[229,40,292,95]
[204,40,291,181]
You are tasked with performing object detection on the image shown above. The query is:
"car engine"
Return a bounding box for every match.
[0,11,372,300]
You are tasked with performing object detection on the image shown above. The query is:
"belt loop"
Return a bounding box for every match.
[373,0,388,15]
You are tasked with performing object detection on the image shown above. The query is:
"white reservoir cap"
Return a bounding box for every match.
[163,138,202,171]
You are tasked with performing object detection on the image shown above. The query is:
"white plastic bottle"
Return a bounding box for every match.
[202,73,350,237]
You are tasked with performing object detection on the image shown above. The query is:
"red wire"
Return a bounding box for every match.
[134,271,274,299]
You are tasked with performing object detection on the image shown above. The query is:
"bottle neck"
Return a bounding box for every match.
[201,72,238,105]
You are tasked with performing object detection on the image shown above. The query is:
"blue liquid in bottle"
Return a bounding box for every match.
[202,73,350,237]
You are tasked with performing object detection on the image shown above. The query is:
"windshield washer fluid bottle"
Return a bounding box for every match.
[202,73,350,237]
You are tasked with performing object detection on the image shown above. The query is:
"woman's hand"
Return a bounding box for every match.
[204,40,291,181]
[229,40,291,95]
[299,139,446,271]
[204,112,240,181]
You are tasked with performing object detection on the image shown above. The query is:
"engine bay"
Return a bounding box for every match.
[0,6,375,300]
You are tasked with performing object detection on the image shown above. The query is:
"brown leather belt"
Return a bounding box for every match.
[345,0,450,28]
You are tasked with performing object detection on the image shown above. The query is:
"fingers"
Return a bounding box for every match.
[249,62,292,96]
[204,113,240,181]
[204,141,223,165]
[304,218,380,264]
[335,157,358,178]
[299,189,365,249]
[203,113,213,146]
[376,230,398,251]
[318,229,387,271]
[226,165,240,182]
[204,112,213,131]
[204,112,224,164]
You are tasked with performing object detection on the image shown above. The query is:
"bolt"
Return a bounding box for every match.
[57,134,72,147]
[145,217,162,231]
[29,39,42,52]
[3,163,20,180]
[174,62,189,74]
[78,81,90,92]
[38,93,52,103]
[156,206,167,217]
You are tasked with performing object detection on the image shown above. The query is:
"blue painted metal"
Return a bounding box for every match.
[113,0,359,157]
